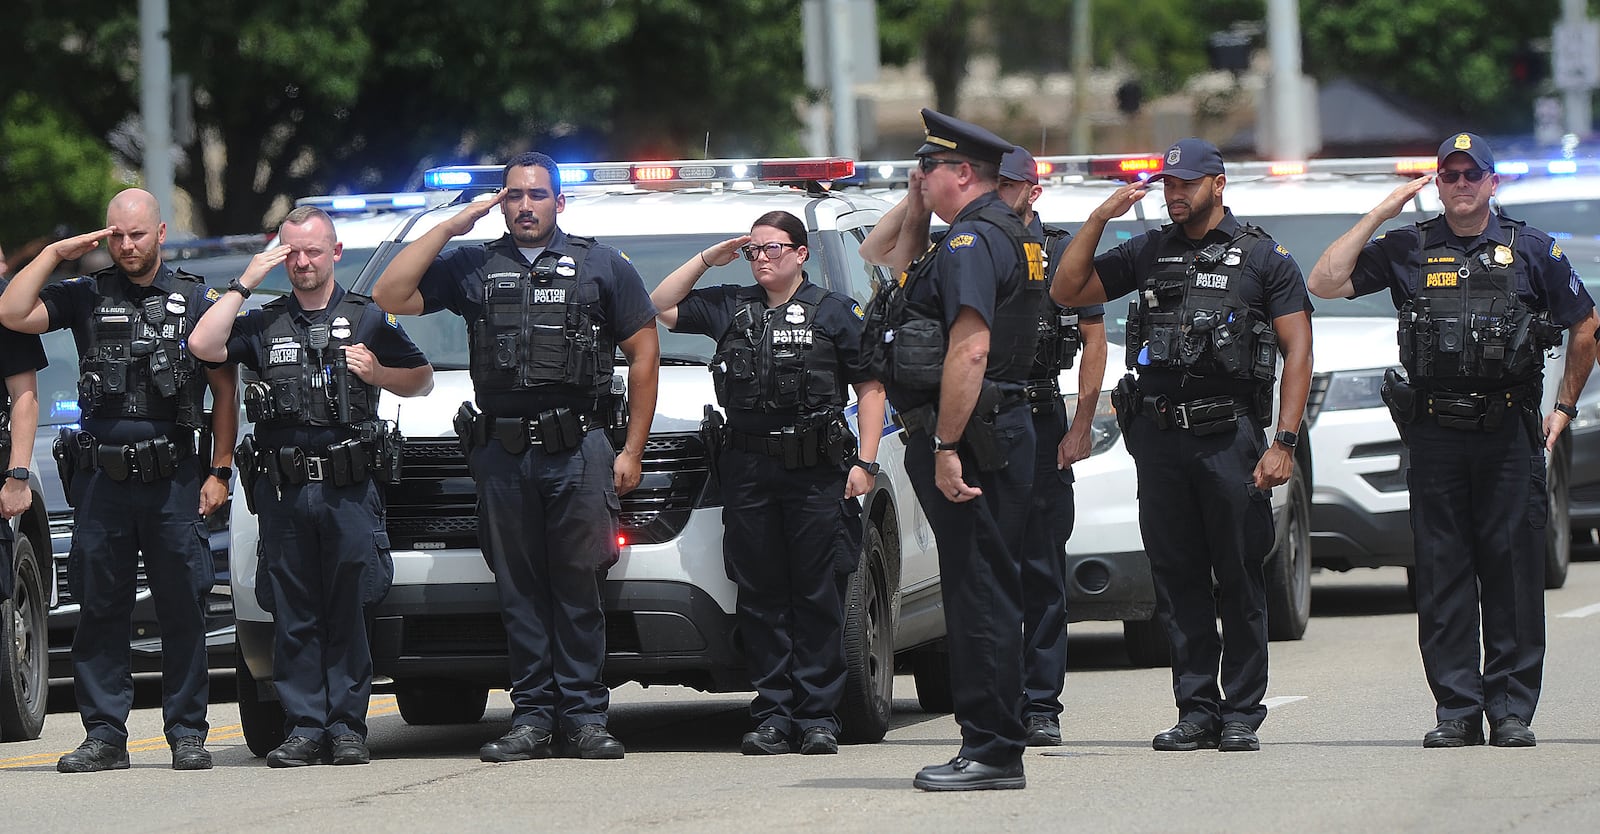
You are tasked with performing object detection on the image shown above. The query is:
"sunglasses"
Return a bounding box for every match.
[1437,168,1489,184]
[740,242,800,261]
[917,157,966,174]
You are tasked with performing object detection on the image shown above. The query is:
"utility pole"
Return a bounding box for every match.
[825,0,858,159]
[139,0,175,229]
[1070,0,1091,153]
[1265,0,1308,159]
[1554,0,1598,138]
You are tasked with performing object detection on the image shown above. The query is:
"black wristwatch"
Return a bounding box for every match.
[1273,430,1299,449]
[1555,402,1579,419]
[852,458,882,477]
[208,466,233,481]
[3,467,28,482]
[931,435,961,452]
[227,278,252,299]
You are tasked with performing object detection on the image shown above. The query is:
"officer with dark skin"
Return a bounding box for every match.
[0,188,239,772]
[372,152,660,762]
[189,206,434,767]
[862,145,1108,747]
[861,109,1042,791]
[1309,133,1597,749]
[1,272,46,605]
[653,210,887,755]
[1052,138,1313,754]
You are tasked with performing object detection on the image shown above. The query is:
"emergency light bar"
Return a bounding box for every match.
[295,192,437,212]
[422,158,857,191]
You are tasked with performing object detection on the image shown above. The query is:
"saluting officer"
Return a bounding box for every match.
[860,109,1043,791]
[1051,138,1313,754]
[0,188,239,772]
[1308,133,1597,749]
[372,152,660,762]
[861,145,1108,748]
[188,206,434,766]
[652,210,887,755]
[1,272,47,606]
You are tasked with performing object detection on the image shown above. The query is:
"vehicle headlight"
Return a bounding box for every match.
[1319,368,1395,413]
[1063,392,1122,457]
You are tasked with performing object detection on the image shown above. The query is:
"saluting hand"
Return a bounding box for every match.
[701,235,752,269]
[241,245,291,290]
[51,227,115,261]
[1372,175,1433,222]
[1089,182,1149,224]
[441,190,506,237]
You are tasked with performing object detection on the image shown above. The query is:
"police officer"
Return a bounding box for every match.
[1,272,47,606]
[862,146,1108,748]
[652,210,887,755]
[188,206,434,766]
[1308,133,1597,749]
[860,109,1042,791]
[0,188,239,772]
[1051,138,1313,754]
[371,152,660,762]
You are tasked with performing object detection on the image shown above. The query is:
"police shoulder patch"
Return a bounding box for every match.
[851,303,864,320]
[385,312,399,328]
[205,287,221,301]
[947,233,977,251]
[617,250,633,263]
[1551,240,1564,261]
[1273,243,1291,259]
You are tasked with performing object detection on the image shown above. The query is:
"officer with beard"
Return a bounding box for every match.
[1051,138,1313,754]
[1308,133,1597,749]
[189,206,434,766]
[0,188,239,772]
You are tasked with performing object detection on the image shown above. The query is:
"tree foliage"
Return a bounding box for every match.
[7,0,806,237]
[0,93,123,248]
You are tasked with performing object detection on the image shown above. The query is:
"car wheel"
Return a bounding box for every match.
[1266,468,1313,641]
[910,641,954,714]
[0,533,48,741]
[1122,617,1171,668]
[1545,436,1571,590]
[838,525,894,744]
[237,654,287,757]
[395,679,490,725]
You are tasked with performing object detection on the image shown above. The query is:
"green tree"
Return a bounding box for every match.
[0,93,122,249]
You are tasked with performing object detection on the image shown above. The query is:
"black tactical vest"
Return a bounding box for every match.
[247,293,379,428]
[1125,225,1278,385]
[79,267,206,427]
[470,237,612,399]
[1400,216,1561,391]
[711,282,847,415]
[1032,225,1082,376]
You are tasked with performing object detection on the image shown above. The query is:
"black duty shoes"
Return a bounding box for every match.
[331,734,372,765]
[1423,717,1485,749]
[57,738,131,773]
[479,724,555,762]
[741,725,792,756]
[799,727,838,755]
[913,757,1026,792]
[1489,716,1536,748]
[268,736,326,768]
[171,735,214,770]
[1025,714,1063,747]
[1152,721,1221,751]
[566,724,625,759]
[1218,722,1260,752]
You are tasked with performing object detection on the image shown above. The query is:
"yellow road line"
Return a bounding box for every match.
[0,696,399,769]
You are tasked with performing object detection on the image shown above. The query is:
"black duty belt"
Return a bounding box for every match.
[468,409,601,455]
[259,440,371,488]
[724,419,850,470]
[1024,379,1061,415]
[1143,394,1250,435]
[91,435,196,483]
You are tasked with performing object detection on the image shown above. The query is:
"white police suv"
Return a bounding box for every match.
[228,159,949,754]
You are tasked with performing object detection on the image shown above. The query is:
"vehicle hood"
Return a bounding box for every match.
[1309,317,1400,373]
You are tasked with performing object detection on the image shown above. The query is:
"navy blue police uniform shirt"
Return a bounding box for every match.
[40,264,220,445]
[416,228,657,416]
[1349,213,1595,328]
[673,278,872,433]
[908,191,1027,384]
[225,283,429,449]
[1093,207,1311,399]
[0,278,49,381]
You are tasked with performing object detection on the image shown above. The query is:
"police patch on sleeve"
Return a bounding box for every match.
[205,287,221,302]
[1274,243,1291,259]
[618,250,633,263]
[386,312,399,328]
[1551,241,1564,261]
[947,233,977,251]
[851,302,864,320]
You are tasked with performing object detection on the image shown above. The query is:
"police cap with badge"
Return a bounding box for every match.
[1150,137,1227,182]
[917,108,1013,166]
[1438,132,1494,172]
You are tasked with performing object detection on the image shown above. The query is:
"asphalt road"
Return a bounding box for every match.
[6,561,1600,833]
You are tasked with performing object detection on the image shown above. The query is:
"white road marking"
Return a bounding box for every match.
[1263,695,1308,710]
[1556,602,1600,619]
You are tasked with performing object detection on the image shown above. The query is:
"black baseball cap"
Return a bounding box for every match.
[1151,137,1225,181]
[916,108,1013,166]
[1438,132,1495,171]
[999,146,1040,184]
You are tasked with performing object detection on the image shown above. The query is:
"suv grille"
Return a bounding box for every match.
[53,547,151,607]
[384,433,712,549]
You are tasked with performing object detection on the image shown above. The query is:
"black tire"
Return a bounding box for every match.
[395,679,489,726]
[838,526,893,744]
[1266,469,1313,641]
[237,654,287,757]
[1545,438,1571,590]
[910,641,954,713]
[0,534,48,741]
[1122,617,1171,668]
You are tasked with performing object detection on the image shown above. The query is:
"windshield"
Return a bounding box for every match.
[360,234,740,370]
[1499,198,1600,240]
